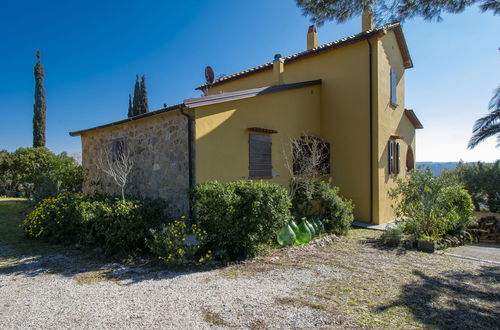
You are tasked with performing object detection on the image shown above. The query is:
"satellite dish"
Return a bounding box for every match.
[205,66,215,85]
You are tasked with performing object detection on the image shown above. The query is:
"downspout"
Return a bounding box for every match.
[366,38,374,224]
[179,104,194,217]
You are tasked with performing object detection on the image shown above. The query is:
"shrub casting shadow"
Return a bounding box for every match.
[376,266,500,329]
[0,199,224,285]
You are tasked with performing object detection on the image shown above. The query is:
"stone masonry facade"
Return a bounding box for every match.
[81,109,190,217]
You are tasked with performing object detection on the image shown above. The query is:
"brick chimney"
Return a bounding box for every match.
[273,54,284,85]
[307,25,318,50]
[362,5,374,31]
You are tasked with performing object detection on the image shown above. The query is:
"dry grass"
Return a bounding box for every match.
[226,229,500,329]
[202,308,231,327]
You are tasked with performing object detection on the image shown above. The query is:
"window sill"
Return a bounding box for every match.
[390,102,398,109]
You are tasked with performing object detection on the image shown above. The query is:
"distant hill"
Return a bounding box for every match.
[416,162,458,176]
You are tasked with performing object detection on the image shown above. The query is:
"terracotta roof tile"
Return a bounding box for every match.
[196,22,411,90]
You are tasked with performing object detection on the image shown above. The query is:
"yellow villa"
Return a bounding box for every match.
[70,14,423,224]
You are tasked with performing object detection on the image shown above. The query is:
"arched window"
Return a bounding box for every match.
[406,146,415,172]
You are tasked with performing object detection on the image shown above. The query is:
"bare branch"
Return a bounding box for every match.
[95,141,134,201]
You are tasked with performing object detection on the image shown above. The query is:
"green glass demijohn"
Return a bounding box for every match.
[295,218,312,244]
[312,216,325,233]
[305,219,316,237]
[277,223,296,246]
[310,218,320,235]
[288,219,300,235]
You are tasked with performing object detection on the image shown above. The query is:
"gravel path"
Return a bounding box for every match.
[0,240,335,329]
[1,232,498,329]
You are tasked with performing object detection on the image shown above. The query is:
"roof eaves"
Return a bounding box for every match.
[185,79,322,108]
[404,109,423,129]
[69,104,182,136]
[195,22,402,90]
[393,25,413,69]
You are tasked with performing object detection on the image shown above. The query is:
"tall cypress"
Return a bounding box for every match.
[132,75,141,116]
[33,50,46,147]
[127,94,133,118]
[139,75,149,114]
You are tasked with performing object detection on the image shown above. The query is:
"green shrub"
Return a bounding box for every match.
[23,193,167,255]
[23,192,83,242]
[390,167,475,241]
[380,226,403,247]
[291,180,354,235]
[0,148,83,200]
[190,180,291,260]
[442,160,500,212]
[146,219,211,265]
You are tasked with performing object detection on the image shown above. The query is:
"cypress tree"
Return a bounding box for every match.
[33,50,46,148]
[132,75,141,116]
[127,94,133,118]
[139,75,149,114]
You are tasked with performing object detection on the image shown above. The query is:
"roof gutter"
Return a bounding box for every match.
[179,104,195,218]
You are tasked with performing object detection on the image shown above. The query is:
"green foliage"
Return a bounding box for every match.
[0,148,82,200]
[468,86,500,149]
[33,50,46,148]
[442,160,500,212]
[380,226,403,247]
[23,192,83,242]
[390,167,475,241]
[190,180,291,260]
[296,0,499,26]
[291,180,354,235]
[146,219,211,265]
[23,193,167,255]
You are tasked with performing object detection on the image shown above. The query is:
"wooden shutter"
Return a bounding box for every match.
[111,138,126,162]
[388,140,394,174]
[396,142,400,174]
[390,69,397,105]
[249,134,272,179]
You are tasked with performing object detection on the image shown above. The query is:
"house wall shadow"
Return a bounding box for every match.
[376,266,500,328]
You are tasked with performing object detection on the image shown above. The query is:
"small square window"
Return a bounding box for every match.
[111,138,126,162]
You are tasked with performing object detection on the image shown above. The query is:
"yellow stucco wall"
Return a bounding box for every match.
[198,30,416,224]
[201,41,374,222]
[194,85,321,187]
[372,31,415,224]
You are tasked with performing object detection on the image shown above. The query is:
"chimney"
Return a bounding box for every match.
[273,54,284,85]
[307,25,318,50]
[362,5,375,31]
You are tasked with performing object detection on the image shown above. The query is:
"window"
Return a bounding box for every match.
[406,146,415,172]
[111,137,126,162]
[293,138,330,176]
[390,69,397,105]
[249,133,272,179]
[388,140,400,175]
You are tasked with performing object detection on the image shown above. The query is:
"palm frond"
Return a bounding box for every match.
[468,123,500,149]
[472,108,500,133]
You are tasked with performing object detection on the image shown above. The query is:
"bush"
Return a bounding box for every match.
[442,160,500,212]
[23,193,167,255]
[380,226,403,247]
[23,192,84,242]
[190,180,291,260]
[390,167,475,241]
[146,219,211,265]
[0,148,83,200]
[291,180,354,235]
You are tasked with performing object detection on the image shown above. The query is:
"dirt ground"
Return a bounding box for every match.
[1,198,499,329]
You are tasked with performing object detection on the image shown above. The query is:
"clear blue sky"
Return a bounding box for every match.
[0,0,498,161]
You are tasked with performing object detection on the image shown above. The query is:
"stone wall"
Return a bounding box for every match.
[81,109,190,217]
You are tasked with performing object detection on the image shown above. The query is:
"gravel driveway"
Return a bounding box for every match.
[1,231,499,329]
